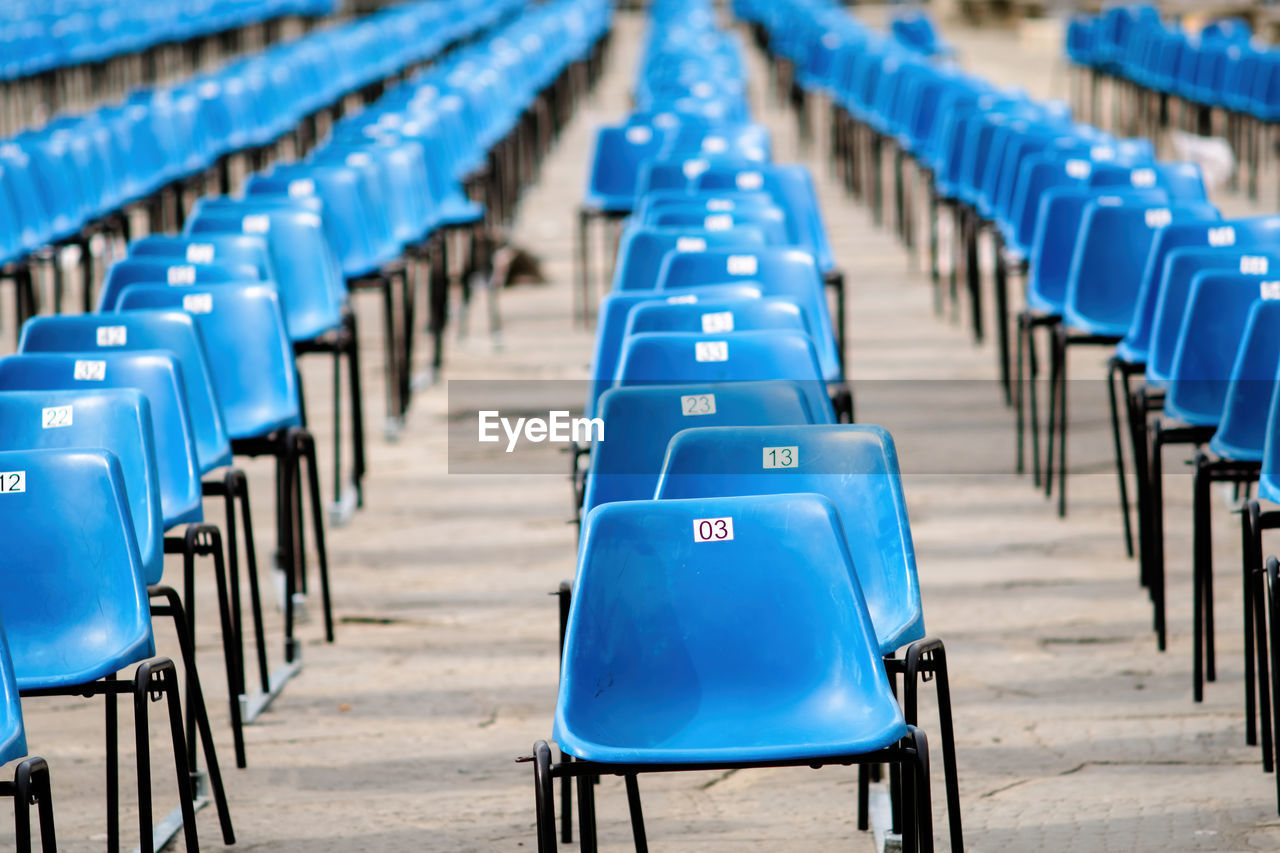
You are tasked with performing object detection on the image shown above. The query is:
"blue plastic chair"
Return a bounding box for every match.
[654,247,843,382]
[613,330,839,423]
[534,493,932,851]
[580,380,823,519]
[115,283,334,696]
[0,447,232,853]
[610,225,767,292]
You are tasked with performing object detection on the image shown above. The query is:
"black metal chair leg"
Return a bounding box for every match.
[1056,326,1069,518]
[533,742,557,853]
[299,430,335,642]
[624,774,648,853]
[1151,421,1168,651]
[1107,359,1135,557]
[576,764,598,853]
[106,674,118,853]
[1193,452,1209,702]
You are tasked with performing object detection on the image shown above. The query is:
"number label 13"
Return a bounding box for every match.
[763,446,798,468]
[693,517,734,542]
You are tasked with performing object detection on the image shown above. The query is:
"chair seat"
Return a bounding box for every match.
[1209,433,1262,464]
[1113,340,1146,367]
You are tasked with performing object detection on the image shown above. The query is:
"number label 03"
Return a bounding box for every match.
[693,517,734,542]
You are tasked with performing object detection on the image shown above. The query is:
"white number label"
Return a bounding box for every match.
[242,214,270,234]
[0,471,25,493]
[702,136,728,154]
[736,171,764,190]
[1131,168,1156,187]
[701,311,734,333]
[676,236,706,252]
[693,516,734,542]
[167,264,196,285]
[74,360,105,381]
[345,153,369,168]
[1065,159,1091,179]
[96,325,127,346]
[41,406,72,428]
[1261,281,1280,301]
[288,178,315,197]
[762,446,798,468]
[183,293,214,314]
[682,158,708,178]
[1242,256,1270,275]
[706,199,733,212]
[695,340,728,362]
[704,214,732,231]
[1145,208,1172,228]
[1208,226,1237,247]
[667,294,698,304]
[681,393,716,415]
[1090,145,1115,161]
[727,255,758,276]
[186,243,215,264]
[625,126,652,144]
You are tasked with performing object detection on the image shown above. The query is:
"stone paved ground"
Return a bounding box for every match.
[8,4,1280,852]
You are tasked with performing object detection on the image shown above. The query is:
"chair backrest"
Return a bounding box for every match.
[1163,272,1274,427]
[556,492,905,763]
[1145,249,1280,385]
[1028,187,1168,313]
[127,233,273,281]
[19,311,232,475]
[1062,198,1218,334]
[611,225,767,292]
[0,447,154,690]
[0,388,163,585]
[584,124,670,210]
[0,352,202,530]
[587,284,764,418]
[613,330,835,422]
[644,205,790,245]
[186,201,345,342]
[1211,299,1280,462]
[98,257,248,313]
[583,380,821,514]
[624,296,807,341]
[114,283,302,441]
[654,247,840,381]
[655,424,924,654]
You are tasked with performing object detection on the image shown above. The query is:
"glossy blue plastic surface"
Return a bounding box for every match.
[583,124,671,213]
[97,257,253,313]
[186,201,345,342]
[114,283,302,441]
[614,330,835,423]
[0,616,27,765]
[0,352,202,529]
[19,312,232,474]
[611,225,768,292]
[1062,199,1218,336]
[625,296,808,341]
[583,380,821,515]
[0,448,154,690]
[1211,300,1280,462]
[654,248,840,382]
[587,284,763,418]
[1164,273,1271,427]
[655,424,924,654]
[1119,215,1280,365]
[0,389,163,584]
[127,234,273,281]
[556,493,907,763]
[1144,249,1280,386]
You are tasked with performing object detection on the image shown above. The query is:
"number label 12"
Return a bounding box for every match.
[0,471,25,494]
[693,517,734,542]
